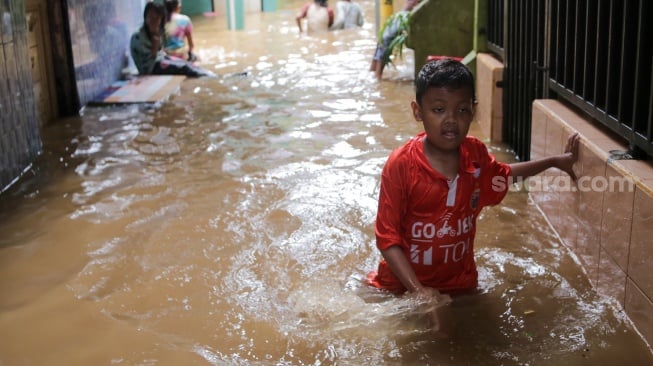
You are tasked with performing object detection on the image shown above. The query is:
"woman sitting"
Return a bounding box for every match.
[130,2,212,77]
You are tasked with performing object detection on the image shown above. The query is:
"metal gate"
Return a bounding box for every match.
[489,0,653,160]
[502,0,548,161]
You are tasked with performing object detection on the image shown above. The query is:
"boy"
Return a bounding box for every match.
[367,59,579,298]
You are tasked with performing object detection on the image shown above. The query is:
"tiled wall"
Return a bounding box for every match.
[477,52,653,348]
[0,0,42,192]
[531,100,653,347]
[68,0,143,106]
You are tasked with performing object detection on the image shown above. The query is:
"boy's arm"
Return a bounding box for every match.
[381,246,426,293]
[510,132,579,180]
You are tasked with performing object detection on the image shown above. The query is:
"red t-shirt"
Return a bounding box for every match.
[368,133,511,293]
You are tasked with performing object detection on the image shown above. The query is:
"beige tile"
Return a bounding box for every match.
[544,114,564,156]
[625,279,653,348]
[579,138,607,180]
[576,142,606,286]
[644,179,653,196]
[492,117,503,143]
[538,100,597,136]
[492,68,503,117]
[575,234,600,287]
[535,99,559,111]
[527,176,545,211]
[550,125,581,236]
[600,163,634,272]
[476,115,491,141]
[617,160,653,196]
[597,247,627,306]
[476,53,504,144]
[533,115,564,228]
[618,160,653,180]
[538,187,560,228]
[628,186,653,299]
[531,104,547,161]
[475,54,494,142]
[557,187,579,251]
[491,79,503,117]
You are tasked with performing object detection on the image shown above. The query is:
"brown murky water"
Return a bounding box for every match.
[1,1,653,365]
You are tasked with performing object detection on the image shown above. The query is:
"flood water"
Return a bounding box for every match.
[2,1,653,365]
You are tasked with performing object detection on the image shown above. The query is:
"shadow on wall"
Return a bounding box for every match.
[68,0,143,107]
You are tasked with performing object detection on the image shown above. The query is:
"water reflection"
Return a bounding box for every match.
[1,1,652,365]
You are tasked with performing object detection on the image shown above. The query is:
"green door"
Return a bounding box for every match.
[181,0,214,15]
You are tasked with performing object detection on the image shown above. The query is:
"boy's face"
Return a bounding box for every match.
[411,86,475,153]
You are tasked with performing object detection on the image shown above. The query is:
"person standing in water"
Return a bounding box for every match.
[295,0,334,34]
[164,0,198,62]
[330,0,364,30]
[366,59,580,331]
[369,0,421,79]
[130,2,212,77]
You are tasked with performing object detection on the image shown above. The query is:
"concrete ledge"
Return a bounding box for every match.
[531,99,653,348]
[475,53,503,142]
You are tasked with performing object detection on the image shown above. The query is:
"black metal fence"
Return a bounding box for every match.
[486,0,505,60]
[488,0,653,160]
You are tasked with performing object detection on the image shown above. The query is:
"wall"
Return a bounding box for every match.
[475,53,502,142]
[67,0,143,106]
[475,53,653,348]
[406,0,476,79]
[182,0,214,15]
[26,0,57,125]
[0,0,42,193]
[530,99,653,348]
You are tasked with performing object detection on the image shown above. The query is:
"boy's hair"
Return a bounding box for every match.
[415,59,476,104]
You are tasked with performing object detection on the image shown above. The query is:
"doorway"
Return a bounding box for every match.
[25,0,58,126]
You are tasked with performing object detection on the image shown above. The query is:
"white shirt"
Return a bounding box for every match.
[331,0,364,30]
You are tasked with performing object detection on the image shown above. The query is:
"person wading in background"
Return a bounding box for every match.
[296,0,334,34]
[330,0,364,30]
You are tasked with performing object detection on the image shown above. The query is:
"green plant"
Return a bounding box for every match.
[378,11,411,68]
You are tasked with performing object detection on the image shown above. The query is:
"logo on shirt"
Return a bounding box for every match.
[410,238,471,265]
[411,214,475,240]
[409,213,476,265]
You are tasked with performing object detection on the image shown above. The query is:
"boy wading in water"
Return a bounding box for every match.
[366,59,580,333]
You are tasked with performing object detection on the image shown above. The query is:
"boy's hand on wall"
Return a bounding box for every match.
[559,132,580,180]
